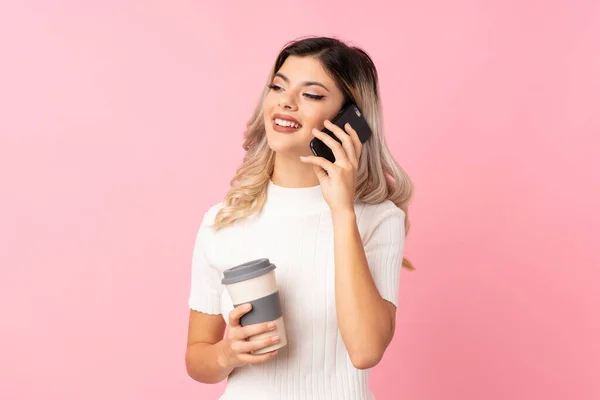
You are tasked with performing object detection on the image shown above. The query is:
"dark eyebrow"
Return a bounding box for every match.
[274,72,330,92]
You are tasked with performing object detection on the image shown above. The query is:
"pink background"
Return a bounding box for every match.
[1,1,599,399]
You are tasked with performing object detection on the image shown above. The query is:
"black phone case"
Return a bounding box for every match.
[309,103,372,163]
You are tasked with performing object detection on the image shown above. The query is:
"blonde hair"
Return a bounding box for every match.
[212,37,415,270]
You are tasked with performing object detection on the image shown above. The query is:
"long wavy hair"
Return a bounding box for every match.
[212,36,415,270]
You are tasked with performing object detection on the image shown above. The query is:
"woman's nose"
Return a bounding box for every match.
[278,92,298,110]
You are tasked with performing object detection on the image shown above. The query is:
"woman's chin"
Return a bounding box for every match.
[267,136,309,157]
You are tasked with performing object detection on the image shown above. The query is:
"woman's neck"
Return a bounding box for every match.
[271,152,320,188]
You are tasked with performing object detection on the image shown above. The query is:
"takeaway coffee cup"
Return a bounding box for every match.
[221,258,287,354]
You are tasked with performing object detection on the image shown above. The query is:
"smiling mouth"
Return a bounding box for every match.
[273,118,302,129]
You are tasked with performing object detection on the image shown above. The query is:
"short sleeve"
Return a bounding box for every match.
[363,206,406,308]
[188,211,223,315]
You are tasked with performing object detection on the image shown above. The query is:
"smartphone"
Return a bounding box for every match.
[309,103,372,163]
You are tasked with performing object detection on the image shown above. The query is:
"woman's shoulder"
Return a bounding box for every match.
[355,200,406,243]
[355,199,405,221]
[199,201,225,228]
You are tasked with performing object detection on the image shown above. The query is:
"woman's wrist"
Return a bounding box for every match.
[215,339,234,372]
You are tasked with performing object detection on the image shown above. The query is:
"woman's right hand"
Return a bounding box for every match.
[218,303,280,369]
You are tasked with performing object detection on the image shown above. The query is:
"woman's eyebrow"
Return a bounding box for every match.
[274,72,330,92]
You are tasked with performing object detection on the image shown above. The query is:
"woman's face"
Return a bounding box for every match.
[262,56,346,157]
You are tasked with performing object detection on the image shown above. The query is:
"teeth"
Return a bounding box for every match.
[274,118,300,129]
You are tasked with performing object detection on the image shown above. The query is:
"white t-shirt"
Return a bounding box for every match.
[188,180,406,400]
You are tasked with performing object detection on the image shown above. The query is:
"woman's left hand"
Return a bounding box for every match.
[300,120,363,212]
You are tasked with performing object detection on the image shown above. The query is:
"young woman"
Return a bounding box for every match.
[185,36,414,400]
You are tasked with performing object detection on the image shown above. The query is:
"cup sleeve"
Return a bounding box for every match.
[363,207,406,308]
[188,212,223,315]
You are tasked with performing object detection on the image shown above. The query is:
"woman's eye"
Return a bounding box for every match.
[304,93,325,100]
[268,84,323,100]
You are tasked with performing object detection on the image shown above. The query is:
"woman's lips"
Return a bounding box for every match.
[272,120,301,134]
[272,114,302,134]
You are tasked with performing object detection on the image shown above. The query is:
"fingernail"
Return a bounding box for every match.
[268,322,276,328]
[271,335,280,342]
[271,351,279,357]
[244,304,251,310]
[312,128,319,134]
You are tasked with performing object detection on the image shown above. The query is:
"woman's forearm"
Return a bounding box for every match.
[331,208,394,369]
[185,340,234,384]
